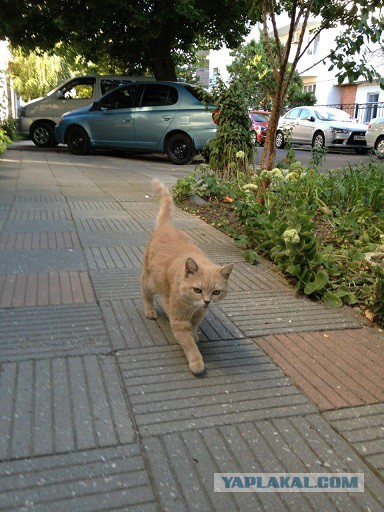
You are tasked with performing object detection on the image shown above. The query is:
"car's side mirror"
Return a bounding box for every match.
[56,90,64,100]
[308,116,315,122]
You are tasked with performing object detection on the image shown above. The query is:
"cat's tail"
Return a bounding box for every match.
[152,178,174,226]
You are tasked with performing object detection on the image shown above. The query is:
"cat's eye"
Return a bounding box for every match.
[193,288,202,294]
[212,290,221,295]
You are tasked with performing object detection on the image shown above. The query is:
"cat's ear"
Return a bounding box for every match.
[185,257,198,275]
[185,257,198,276]
[219,264,233,279]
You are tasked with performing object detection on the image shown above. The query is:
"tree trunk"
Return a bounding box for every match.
[149,39,177,81]
[260,79,285,171]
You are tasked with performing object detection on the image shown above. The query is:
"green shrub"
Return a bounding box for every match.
[0,129,11,156]
[1,117,19,141]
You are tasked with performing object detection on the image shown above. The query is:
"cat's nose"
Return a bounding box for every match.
[203,300,211,307]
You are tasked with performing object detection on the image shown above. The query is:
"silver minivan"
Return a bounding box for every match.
[17,74,153,147]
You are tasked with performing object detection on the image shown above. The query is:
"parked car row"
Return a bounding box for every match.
[17,74,384,163]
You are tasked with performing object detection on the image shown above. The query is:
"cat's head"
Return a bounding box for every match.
[180,257,233,309]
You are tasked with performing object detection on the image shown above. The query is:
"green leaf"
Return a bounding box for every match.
[322,291,343,308]
[244,249,260,265]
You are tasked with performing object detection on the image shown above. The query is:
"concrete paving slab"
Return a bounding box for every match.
[85,246,144,270]
[78,230,149,248]
[8,206,72,221]
[74,216,144,233]
[258,329,384,411]
[0,304,110,362]
[219,290,359,337]
[0,271,96,308]
[143,414,384,512]
[100,299,169,350]
[0,444,156,511]
[324,404,384,478]
[0,231,81,250]
[0,248,87,273]
[4,219,75,232]
[90,269,142,301]
[116,339,315,437]
[68,199,124,211]
[0,355,134,460]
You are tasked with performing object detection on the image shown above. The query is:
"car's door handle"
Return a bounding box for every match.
[162,116,172,121]
[123,119,131,123]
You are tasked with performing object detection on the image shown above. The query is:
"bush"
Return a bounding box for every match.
[174,158,384,326]
[1,117,19,141]
[0,129,11,156]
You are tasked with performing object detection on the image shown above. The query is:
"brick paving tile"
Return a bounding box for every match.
[257,329,384,411]
[0,271,96,307]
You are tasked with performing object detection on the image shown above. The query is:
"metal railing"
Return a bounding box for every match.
[315,102,384,124]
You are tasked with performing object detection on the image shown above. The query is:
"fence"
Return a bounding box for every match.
[315,102,384,124]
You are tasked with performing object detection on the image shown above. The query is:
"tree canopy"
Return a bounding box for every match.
[228,35,316,111]
[0,0,252,80]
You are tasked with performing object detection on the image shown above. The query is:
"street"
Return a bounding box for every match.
[254,145,375,172]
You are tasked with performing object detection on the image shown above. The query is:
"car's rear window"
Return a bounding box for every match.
[140,84,178,107]
[183,85,213,104]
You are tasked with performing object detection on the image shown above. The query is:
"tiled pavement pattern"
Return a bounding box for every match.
[0,144,383,511]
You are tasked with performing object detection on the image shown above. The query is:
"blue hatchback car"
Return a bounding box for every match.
[55,81,217,164]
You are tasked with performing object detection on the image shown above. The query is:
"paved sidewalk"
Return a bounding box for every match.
[0,142,383,511]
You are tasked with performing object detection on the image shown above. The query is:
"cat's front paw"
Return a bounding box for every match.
[189,357,205,376]
[144,309,157,320]
[193,332,200,343]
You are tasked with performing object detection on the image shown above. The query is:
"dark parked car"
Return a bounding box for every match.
[55,81,217,164]
[249,110,270,145]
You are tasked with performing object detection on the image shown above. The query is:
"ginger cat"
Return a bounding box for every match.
[142,179,233,375]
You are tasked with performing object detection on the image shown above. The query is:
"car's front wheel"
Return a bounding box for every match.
[165,133,194,165]
[67,126,90,155]
[312,131,325,149]
[31,122,57,148]
[275,130,285,149]
[374,136,384,154]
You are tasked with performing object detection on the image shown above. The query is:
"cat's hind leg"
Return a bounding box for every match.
[141,269,157,319]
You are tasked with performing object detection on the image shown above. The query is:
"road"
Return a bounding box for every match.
[254,145,374,172]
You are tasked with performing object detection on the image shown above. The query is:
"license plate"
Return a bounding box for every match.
[353,135,365,141]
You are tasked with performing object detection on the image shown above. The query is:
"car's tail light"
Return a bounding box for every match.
[368,124,371,129]
[212,109,219,125]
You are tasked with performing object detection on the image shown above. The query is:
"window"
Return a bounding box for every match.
[99,85,138,110]
[307,34,320,55]
[101,79,134,95]
[140,84,178,107]
[285,108,301,120]
[299,108,312,119]
[303,84,316,94]
[59,78,95,100]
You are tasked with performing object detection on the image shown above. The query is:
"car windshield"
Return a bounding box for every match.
[315,109,353,122]
[251,113,269,122]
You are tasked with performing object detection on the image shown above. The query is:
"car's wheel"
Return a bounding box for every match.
[165,133,194,165]
[31,122,57,148]
[312,131,325,149]
[374,136,384,154]
[354,147,369,155]
[67,126,90,155]
[275,131,285,149]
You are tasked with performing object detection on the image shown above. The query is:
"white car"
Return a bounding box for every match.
[365,117,384,153]
[276,106,370,154]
